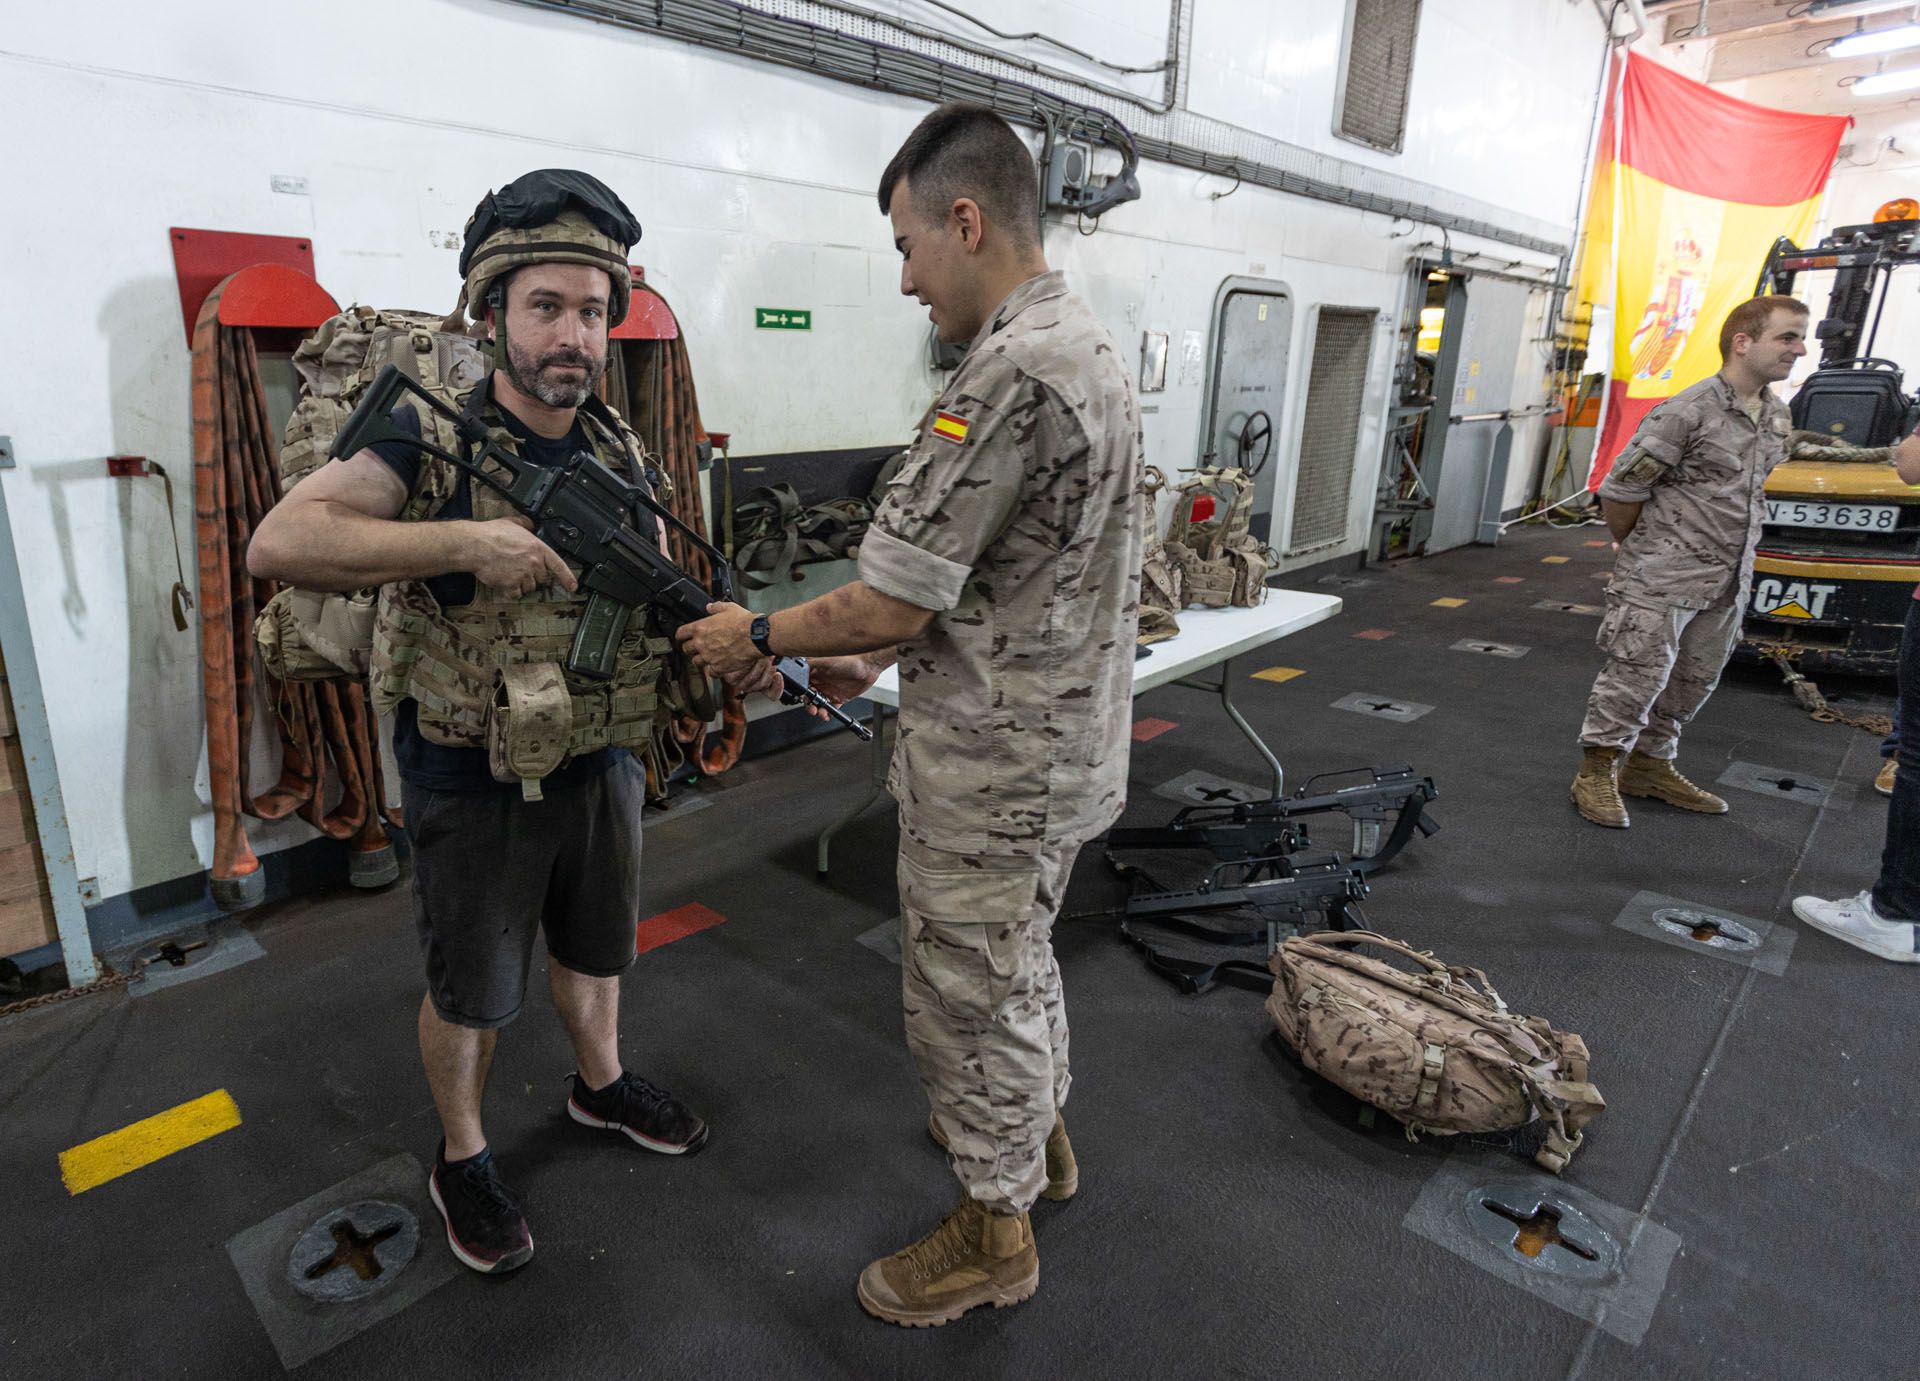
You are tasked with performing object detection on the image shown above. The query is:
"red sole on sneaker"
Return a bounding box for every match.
[566,1097,709,1155]
[428,1169,533,1275]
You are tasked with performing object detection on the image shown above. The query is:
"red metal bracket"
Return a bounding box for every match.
[169,228,332,344]
[612,266,680,340]
[107,455,151,478]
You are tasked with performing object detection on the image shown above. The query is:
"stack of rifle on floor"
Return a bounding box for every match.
[1091,766,1439,995]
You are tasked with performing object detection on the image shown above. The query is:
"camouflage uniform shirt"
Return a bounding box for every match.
[1595,373,1790,609]
[858,270,1145,855]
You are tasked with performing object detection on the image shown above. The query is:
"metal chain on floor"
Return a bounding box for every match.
[0,959,142,1021]
[1762,648,1894,737]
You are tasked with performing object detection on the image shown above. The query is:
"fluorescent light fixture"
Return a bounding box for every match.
[1832,23,1920,57]
[1854,65,1920,94]
[1810,0,1918,18]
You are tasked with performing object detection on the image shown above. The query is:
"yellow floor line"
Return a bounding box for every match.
[59,1090,242,1195]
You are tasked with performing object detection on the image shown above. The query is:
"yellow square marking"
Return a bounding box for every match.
[59,1090,241,1195]
[1540,556,1571,565]
[1252,666,1305,683]
[1430,598,1467,609]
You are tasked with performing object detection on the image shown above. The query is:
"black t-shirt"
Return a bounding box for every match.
[370,401,623,792]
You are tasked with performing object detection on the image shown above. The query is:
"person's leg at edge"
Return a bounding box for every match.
[1871,600,1920,922]
[1795,597,1920,961]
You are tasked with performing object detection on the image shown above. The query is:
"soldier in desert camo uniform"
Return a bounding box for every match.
[678,102,1145,1325]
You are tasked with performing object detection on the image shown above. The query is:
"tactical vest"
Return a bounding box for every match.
[367,387,676,799]
[1137,465,1182,644]
[1163,466,1273,608]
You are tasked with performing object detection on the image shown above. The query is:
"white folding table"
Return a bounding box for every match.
[814,591,1343,873]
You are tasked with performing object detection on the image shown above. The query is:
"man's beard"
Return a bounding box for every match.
[503,336,603,408]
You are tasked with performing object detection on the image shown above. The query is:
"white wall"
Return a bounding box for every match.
[1189,0,1605,229]
[0,0,1606,906]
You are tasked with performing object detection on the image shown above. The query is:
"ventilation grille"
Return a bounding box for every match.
[1337,0,1421,154]
[1289,309,1373,556]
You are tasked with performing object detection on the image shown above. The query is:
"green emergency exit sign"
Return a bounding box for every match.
[755,307,811,330]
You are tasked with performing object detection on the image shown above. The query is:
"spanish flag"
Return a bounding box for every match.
[1578,54,1848,488]
[931,410,970,445]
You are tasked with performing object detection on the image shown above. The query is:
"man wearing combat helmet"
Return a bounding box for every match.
[249,169,707,1277]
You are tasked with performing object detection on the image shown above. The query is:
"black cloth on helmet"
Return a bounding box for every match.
[459,169,642,275]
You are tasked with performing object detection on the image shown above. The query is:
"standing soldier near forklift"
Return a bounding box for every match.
[1572,294,1809,827]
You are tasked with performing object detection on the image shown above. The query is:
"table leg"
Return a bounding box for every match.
[817,705,892,874]
[1217,654,1284,797]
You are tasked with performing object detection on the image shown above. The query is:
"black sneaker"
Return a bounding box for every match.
[428,1142,534,1275]
[566,1071,710,1155]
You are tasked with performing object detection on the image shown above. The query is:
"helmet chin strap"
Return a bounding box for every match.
[486,283,510,373]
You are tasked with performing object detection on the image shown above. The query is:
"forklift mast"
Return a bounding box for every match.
[1756,218,1920,367]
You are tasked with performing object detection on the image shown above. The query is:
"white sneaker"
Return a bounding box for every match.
[1792,890,1920,964]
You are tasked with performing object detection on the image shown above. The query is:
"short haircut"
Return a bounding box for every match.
[877,102,1040,246]
[1719,294,1808,360]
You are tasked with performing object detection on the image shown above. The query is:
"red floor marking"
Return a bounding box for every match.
[1584,539,1611,548]
[1353,629,1396,641]
[635,903,726,955]
[1132,717,1179,742]
[1494,576,1525,584]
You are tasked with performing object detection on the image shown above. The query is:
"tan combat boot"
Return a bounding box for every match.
[1570,746,1630,828]
[856,1199,1038,1326]
[1619,751,1728,814]
[928,1113,1077,1201]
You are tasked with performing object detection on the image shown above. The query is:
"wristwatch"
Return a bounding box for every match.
[749,613,775,657]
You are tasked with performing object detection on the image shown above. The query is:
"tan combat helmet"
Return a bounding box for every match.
[454,168,642,362]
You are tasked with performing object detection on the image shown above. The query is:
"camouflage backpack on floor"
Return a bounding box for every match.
[1267,931,1605,1173]
[1163,466,1274,608]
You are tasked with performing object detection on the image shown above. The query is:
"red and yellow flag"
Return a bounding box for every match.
[1578,55,1848,487]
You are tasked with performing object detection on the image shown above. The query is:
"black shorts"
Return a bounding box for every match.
[403,757,644,1029]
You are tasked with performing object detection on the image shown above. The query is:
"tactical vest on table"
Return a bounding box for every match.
[1162,466,1273,608]
[367,387,676,798]
[1137,465,1182,644]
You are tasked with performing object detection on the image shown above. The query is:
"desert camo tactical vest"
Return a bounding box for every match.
[1163,466,1273,608]
[367,386,675,795]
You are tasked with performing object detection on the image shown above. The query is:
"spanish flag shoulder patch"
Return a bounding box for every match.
[931,410,970,445]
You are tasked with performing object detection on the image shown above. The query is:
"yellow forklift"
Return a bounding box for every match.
[1749,203,1920,676]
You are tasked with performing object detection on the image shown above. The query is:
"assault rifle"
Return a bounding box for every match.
[332,364,871,740]
[1106,765,1437,876]
[1084,766,1439,995]
[1075,851,1369,996]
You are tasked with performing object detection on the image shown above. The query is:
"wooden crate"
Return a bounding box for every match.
[0,651,55,958]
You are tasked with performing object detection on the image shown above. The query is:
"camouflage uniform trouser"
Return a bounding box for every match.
[897,830,1079,1216]
[1578,590,1742,759]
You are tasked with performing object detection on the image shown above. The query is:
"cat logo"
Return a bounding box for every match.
[1751,578,1839,620]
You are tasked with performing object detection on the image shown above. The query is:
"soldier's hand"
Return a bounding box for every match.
[676,602,763,681]
[803,655,884,717]
[730,657,786,703]
[468,516,577,598]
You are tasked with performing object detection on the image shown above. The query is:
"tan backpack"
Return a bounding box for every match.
[1267,931,1605,1173]
[278,305,487,490]
[1163,466,1274,608]
[256,307,488,681]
